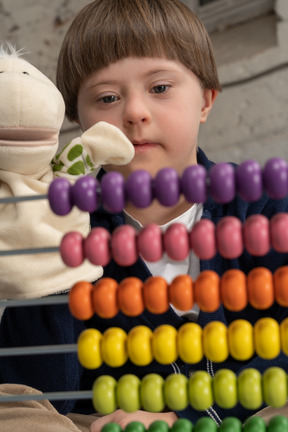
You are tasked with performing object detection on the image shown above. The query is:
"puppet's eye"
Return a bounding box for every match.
[22,71,29,75]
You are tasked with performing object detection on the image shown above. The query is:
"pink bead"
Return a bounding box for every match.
[216,216,243,259]
[270,213,288,253]
[60,231,84,267]
[163,223,189,261]
[190,219,216,260]
[244,215,270,256]
[137,224,163,262]
[111,225,138,266]
[84,227,111,266]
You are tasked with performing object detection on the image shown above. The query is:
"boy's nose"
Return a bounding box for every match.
[123,96,151,126]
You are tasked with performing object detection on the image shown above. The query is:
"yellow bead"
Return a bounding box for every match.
[177,322,203,364]
[254,318,280,359]
[152,325,178,364]
[127,325,153,366]
[77,328,103,369]
[101,327,128,367]
[280,318,288,356]
[203,321,228,363]
[228,319,254,361]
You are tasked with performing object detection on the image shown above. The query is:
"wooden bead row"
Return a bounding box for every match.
[69,266,288,321]
[78,317,288,369]
[60,213,288,268]
[91,367,288,414]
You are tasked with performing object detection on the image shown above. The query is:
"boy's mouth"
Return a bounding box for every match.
[132,140,158,152]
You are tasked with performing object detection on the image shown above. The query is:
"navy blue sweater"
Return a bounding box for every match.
[1,148,288,424]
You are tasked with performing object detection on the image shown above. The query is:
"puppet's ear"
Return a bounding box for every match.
[200,89,218,124]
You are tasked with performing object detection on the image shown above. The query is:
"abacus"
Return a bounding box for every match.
[1,158,288,431]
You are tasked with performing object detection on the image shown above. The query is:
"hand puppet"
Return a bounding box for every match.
[0,45,134,299]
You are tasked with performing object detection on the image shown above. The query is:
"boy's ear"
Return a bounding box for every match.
[200,89,218,124]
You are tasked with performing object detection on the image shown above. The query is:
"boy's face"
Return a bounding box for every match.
[77,57,216,178]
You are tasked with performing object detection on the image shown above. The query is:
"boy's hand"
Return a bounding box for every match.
[89,409,178,432]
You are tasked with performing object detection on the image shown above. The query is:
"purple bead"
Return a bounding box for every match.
[209,162,236,203]
[180,165,207,203]
[48,177,73,215]
[263,157,288,199]
[100,171,125,213]
[125,170,153,208]
[236,160,263,202]
[71,175,98,213]
[154,167,180,206]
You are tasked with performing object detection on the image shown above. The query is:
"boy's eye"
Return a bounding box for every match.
[152,84,169,94]
[100,95,118,104]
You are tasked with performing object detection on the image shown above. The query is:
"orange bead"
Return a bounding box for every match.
[69,281,94,320]
[92,278,119,318]
[274,266,288,307]
[143,276,169,314]
[194,270,220,312]
[168,275,193,311]
[247,267,274,309]
[220,269,248,311]
[118,277,144,316]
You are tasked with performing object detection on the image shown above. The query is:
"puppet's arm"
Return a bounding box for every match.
[51,121,134,179]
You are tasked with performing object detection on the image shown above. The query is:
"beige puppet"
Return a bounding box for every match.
[0,46,134,299]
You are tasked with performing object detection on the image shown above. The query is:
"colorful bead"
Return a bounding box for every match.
[209,162,235,203]
[270,213,288,252]
[92,278,119,319]
[244,215,270,256]
[101,423,122,432]
[189,218,216,260]
[188,371,213,411]
[247,267,274,309]
[77,328,102,369]
[92,375,117,414]
[84,227,111,266]
[254,317,280,359]
[137,224,163,262]
[228,319,254,361]
[280,318,288,356]
[140,374,165,412]
[143,276,169,314]
[111,225,138,266]
[220,269,248,312]
[101,327,128,367]
[127,325,153,366]
[170,418,193,432]
[163,373,189,411]
[163,223,189,261]
[213,369,237,409]
[71,175,98,212]
[125,422,146,432]
[219,418,242,432]
[238,368,263,410]
[48,177,73,215]
[101,171,125,213]
[118,277,144,316]
[116,374,141,412]
[60,231,84,267]
[148,421,170,432]
[262,367,287,408]
[125,170,153,208]
[243,416,266,432]
[263,157,288,199]
[177,322,203,364]
[181,164,207,203]
[194,270,220,313]
[274,266,288,307]
[236,159,263,202]
[268,416,288,432]
[154,167,180,206]
[152,325,178,364]
[202,321,229,363]
[69,280,94,321]
[168,275,193,312]
[194,417,217,432]
[216,216,243,259]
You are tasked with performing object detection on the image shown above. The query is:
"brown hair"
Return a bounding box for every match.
[57,0,221,122]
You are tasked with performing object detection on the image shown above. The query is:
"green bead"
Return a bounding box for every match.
[92,375,117,414]
[238,369,263,410]
[188,371,213,411]
[194,417,217,432]
[170,418,193,432]
[213,369,237,409]
[218,417,242,432]
[243,416,266,432]
[148,420,169,432]
[140,374,165,412]
[116,374,141,412]
[262,367,287,408]
[268,415,288,432]
[125,421,146,432]
[164,374,189,411]
[101,423,122,432]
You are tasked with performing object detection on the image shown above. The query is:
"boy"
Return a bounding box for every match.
[1,1,288,431]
